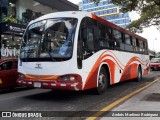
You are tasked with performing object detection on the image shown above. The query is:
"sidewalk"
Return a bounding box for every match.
[101,78,160,120]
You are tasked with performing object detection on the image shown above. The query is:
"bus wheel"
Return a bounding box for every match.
[136,66,142,82]
[94,67,108,94]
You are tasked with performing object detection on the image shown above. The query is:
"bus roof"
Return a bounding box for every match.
[29,11,147,42]
[29,11,90,25]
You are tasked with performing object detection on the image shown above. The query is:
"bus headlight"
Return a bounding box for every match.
[62,76,76,81]
[58,75,76,82]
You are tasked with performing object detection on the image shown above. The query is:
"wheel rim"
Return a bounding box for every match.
[98,73,106,90]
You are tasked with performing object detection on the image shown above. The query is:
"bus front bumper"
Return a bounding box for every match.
[17,79,83,91]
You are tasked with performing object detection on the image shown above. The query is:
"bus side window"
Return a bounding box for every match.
[113,29,125,50]
[98,23,108,49]
[81,17,98,59]
[124,34,133,52]
[106,26,114,49]
[132,37,138,52]
[136,38,140,52]
[139,40,144,53]
[81,27,95,58]
[86,28,94,52]
[144,41,149,54]
[143,41,146,54]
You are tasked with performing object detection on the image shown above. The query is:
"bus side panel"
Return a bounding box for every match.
[82,52,102,90]
[83,68,98,90]
[82,50,150,90]
[120,63,138,81]
[83,59,119,90]
[83,51,118,90]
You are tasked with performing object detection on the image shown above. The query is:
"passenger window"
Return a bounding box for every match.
[113,29,122,42]
[86,17,97,27]
[106,26,114,49]
[14,61,18,69]
[125,34,131,45]
[144,41,149,54]
[80,17,98,59]
[136,38,139,47]
[132,37,137,46]
[139,40,145,54]
[99,23,105,40]
[132,37,138,52]
[124,34,133,52]
[98,23,108,48]
[82,27,94,52]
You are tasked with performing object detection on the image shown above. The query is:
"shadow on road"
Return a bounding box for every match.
[0,87,32,94]
[23,90,89,101]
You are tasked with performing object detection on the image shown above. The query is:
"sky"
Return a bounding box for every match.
[68,0,81,4]
[68,0,160,52]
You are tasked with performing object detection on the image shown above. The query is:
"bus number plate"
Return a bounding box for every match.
[34,82,41,88]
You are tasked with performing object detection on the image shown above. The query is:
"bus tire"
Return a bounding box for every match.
[94,67,108,95]
[136,66,142,82]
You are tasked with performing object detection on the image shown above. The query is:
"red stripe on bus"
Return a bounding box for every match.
[84,51,149,90]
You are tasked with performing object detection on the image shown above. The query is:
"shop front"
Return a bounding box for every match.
[0,0,78,59]
[0,22,26,59]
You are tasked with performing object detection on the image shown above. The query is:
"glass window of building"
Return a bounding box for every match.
[1,34,22,59]
[82,0,131,28]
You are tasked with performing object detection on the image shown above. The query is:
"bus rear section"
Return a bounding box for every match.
[17,11,150,94]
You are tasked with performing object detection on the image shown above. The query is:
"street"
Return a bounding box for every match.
[0,71,159,120]
[0,0,160,120]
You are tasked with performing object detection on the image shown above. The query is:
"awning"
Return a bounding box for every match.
[34,0,78,11]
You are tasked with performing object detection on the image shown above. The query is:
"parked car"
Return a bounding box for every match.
[0,58,18,90]
[150,58,160,70]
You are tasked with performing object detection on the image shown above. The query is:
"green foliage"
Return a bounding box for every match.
[91,0,160,31]
[3,15,17,23]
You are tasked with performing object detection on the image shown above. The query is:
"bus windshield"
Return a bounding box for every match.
[20,18,77,61]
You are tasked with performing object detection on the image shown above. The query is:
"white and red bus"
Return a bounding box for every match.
[17,11,150,94]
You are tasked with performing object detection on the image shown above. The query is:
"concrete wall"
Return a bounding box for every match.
[16,0,34,19]
[33,2,58,14]
[16,0,58,19]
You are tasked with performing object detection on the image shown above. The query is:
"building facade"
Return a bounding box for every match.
[81,0,131,28]
[0,0,78,59]
[78,2,82,10]
[0,0,78,24]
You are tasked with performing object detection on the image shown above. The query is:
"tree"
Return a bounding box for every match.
[91,0,160,31]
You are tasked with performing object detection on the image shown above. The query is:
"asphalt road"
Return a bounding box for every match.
[0,71,160,120]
